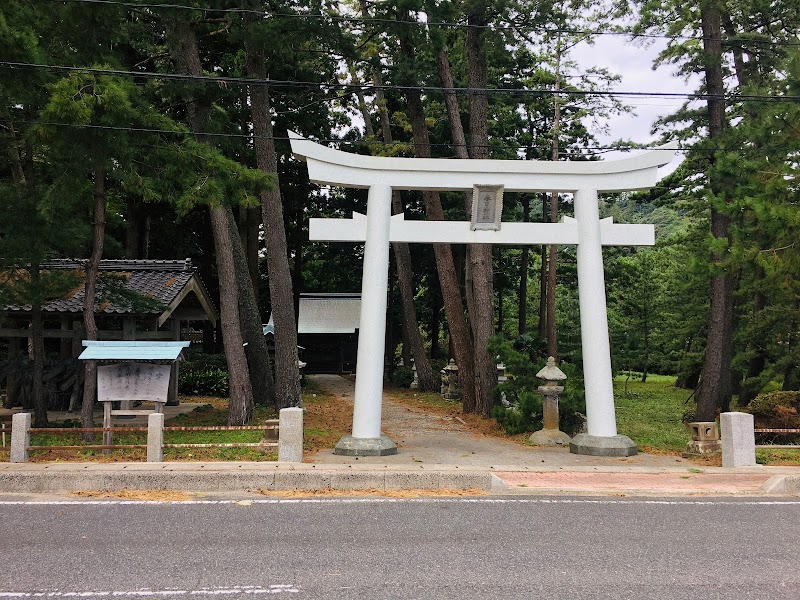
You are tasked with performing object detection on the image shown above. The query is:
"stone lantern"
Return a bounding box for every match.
[409,359,419,389]
[443,359,461,401]
[529,356,571,446]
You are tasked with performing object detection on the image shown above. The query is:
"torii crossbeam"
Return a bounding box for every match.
[290,131,676,457]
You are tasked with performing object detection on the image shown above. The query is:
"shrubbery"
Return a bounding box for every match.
[391,366,414,388]
[179,353,229,397]
[488,335,586,435]
[741,391,800,428]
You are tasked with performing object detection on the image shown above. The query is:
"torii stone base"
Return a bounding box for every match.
[334,435,398,457]
[570,433,638,457]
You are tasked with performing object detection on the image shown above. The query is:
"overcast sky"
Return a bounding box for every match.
[570,35,702,174]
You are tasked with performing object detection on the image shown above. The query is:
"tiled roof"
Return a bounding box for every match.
[3,259,200,316]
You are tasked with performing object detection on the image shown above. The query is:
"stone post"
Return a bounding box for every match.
[529,357,571,446]
[147,412,164,463]
[279,407,304,463]
[720,412,757,467]
[10,412,31,463]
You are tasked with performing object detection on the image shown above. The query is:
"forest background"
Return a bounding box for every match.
[1,0,798,432]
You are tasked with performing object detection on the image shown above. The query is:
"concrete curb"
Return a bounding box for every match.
[1,462,799,496]
[0,465,495,493]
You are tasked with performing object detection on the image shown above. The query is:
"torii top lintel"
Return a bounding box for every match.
[288,131,677,193]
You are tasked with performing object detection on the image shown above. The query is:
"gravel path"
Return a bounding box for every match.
[307,374,693,469]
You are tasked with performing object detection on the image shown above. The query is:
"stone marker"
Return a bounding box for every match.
[147,413,164,463]
[10,412,30,463]
[279,407,304,463]
[721,412,757,467]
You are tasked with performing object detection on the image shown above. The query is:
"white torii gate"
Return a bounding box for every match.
[290,131,676,457]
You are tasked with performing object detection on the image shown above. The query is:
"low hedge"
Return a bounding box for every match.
[741,391,800,428]
[179,354,229,397]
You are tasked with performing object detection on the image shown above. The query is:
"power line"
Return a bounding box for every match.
[56,0,800,47]
[19,118,682,151]
[22,119,783,157]
[3,62,799,103]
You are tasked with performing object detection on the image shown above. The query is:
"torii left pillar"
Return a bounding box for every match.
[333,184,398,456]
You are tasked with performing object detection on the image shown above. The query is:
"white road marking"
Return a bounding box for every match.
[0,586,299,598]
[0,498,798,506]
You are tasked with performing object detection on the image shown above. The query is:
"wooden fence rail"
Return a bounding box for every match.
[7,409,302,463]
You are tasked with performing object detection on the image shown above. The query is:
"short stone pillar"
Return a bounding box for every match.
[529,357,571,446]
[147,413,164,463]
[278,407,304,463]
[443,359,460,401]
[720,412,757,467]
[10,412,31,463]
[409,360,419,389]
[684,421,722,457]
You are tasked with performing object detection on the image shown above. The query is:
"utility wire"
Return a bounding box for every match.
[23,119,775,157]
[3,62,799,103]
[55,0,800,47]
[20,118,674,150]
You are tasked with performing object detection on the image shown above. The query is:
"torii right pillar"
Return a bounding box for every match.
[570,188,636,456]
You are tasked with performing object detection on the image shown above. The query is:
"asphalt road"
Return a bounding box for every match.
[2,496,799,599]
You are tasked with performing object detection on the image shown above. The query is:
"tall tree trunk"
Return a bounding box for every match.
[81,164,105,437]
[167,10,255,423]
[236,205,261,304]
[546,45,563,360]
[245,34,301,409]
[401,85,477,412]
[466,6,498,417]
[783,297,799,391]
[4,123,47,426]
[349,66,375,139]
[30,264,47,427]
[430,286,441,359]
[391,192,438,391]
[431,42,481,412]
[210,206,254,423]
[538,242,547,339]
[738,290,767,406]
[228,205,275,408]
[695,0,735,421]
[355,4,438,392]
[518,197,530,336]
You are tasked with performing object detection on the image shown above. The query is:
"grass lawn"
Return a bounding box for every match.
[614,374,691,454]
[614,374,800,465]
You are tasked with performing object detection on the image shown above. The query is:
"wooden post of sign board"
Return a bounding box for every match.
[167,319,180,406]
[103,401,113,452]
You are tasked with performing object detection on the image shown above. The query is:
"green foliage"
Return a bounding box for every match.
[391,366,415,388]
[179,355,230,397]
[488,335,585,435]
[740,391,800,427]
